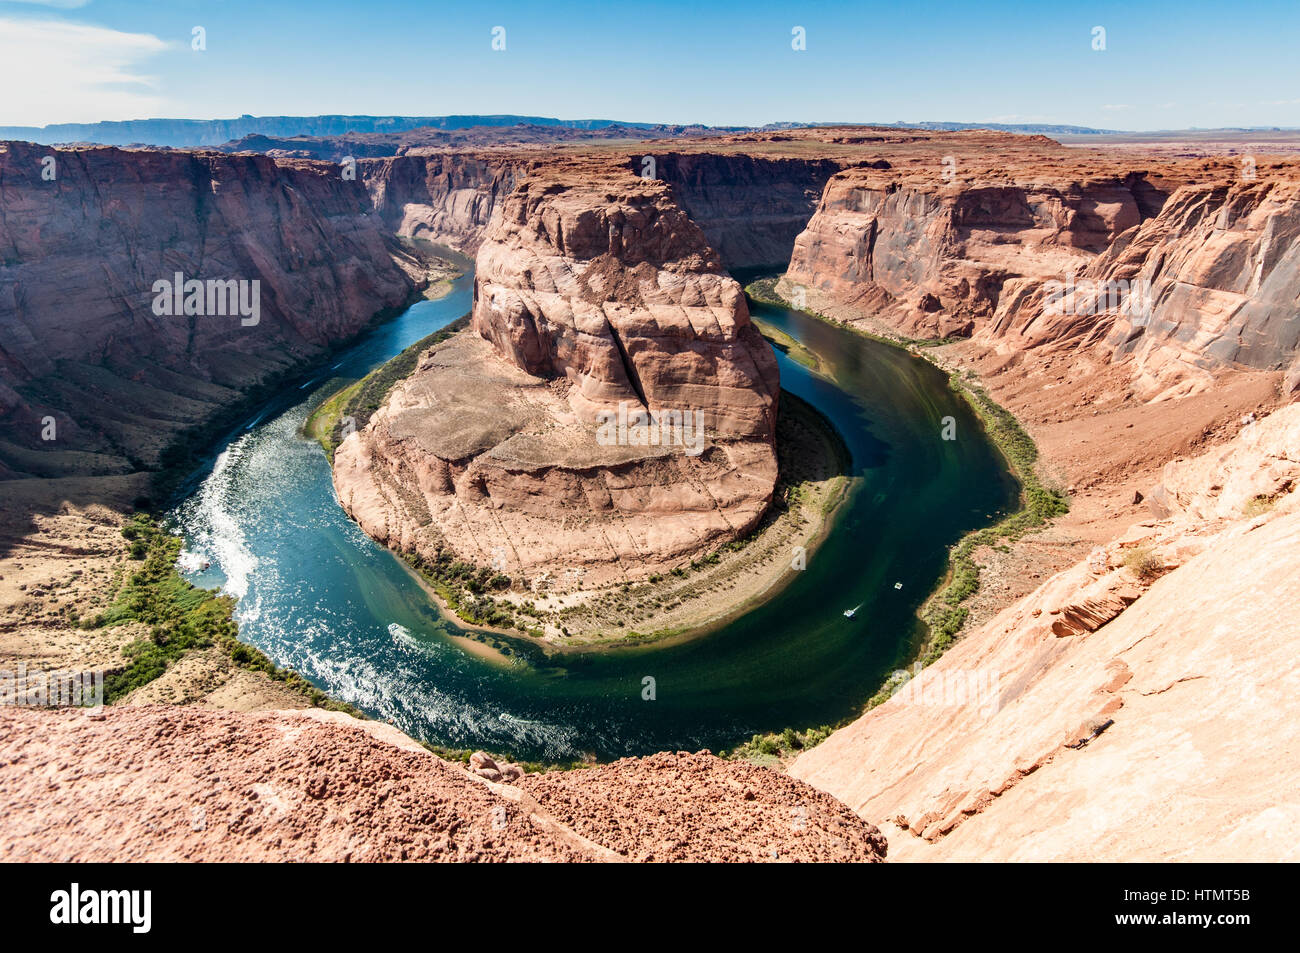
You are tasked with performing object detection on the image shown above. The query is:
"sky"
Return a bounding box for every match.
[1,0,1298,130]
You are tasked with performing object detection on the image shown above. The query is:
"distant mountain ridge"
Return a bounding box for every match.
[12,113,1292,150]
[1,114,1134,148]
[0,114,741,148]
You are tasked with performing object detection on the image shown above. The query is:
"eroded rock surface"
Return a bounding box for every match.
[792,404,1300,861]
[780,140,1300,401]
[335,168,779,587]
[0,704,885,862]
[785,168,1159,338]
[0,142,420,476]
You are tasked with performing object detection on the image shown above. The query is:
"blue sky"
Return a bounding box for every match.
[2,0,1298,129]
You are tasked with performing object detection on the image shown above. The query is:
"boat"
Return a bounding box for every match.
[843,605,861,618]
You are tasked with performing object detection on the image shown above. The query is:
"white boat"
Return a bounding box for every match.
[843,605,861,618]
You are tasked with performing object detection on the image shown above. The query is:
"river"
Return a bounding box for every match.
[169,268,1018,761]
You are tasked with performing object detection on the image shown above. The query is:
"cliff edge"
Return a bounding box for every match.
[792,403,1300,861]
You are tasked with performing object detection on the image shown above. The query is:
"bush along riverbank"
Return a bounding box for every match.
[87,512,361,712]
[306,314,471,461]
[728,277,1069,766]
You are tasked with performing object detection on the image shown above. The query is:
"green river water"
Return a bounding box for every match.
[170,269,1018,761]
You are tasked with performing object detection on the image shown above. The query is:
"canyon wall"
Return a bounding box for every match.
[334,167,781,588]
[643,153,842,268]
[784,162,1300,399]
[357,149,845,265]
[981,179,1300,398]
[783,168,1168,338]
[1070,179,1300,399]
[361,153,528,252]
[0,142,419,477]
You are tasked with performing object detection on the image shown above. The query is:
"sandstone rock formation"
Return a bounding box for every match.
[792,403,1300,861]
[1093,180,1300,399]
[0,704,886,862]
[6,125,1300,863]
[778,135,1300,401]
[361,153,527,252]
[784,167,1166,338]
[0,142,421,477]
[334,167,780,588]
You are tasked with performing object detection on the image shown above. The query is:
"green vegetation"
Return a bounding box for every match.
[402,549,522,631]
[750,314,822,372]
[90,512,361,713]
[724,724,838,766]
[743,276,789,309]
[306,315,471,460]
[1242,492,1280,517]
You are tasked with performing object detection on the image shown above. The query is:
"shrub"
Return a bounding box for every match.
[1242,493,1278,517]
[1123,546,1164,582]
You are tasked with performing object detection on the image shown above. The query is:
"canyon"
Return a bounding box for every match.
[0,141,428,480]
[2,123,1298,861]
[791,401,1300,861]
[333,164,781,593]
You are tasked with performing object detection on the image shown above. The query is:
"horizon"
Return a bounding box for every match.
[1,0,1297,130]
[7,111,1300,136]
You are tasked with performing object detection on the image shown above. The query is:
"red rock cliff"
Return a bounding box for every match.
[333,167,780,590]
[0,142,419,475]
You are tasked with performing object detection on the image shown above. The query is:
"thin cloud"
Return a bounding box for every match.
[0,17,169,126]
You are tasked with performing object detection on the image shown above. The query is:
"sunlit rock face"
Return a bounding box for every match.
[785,160,1300,400]
[335,167,780,588]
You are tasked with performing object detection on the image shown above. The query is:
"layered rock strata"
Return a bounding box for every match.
[334,169,779,588]
[783,153,1300,400]
[0,142,420,477]
[783,168,1167,338]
